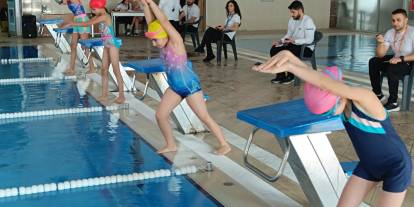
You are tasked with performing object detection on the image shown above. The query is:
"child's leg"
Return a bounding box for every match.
[186,91,231,155]
[80,32,96,73]
[337,175,377,207]
[156,88,183,153]
[108,46,125,104]
[133,17,140,33]
[64,33,80,75]
[375,190,406,207]
[99,48,110,101]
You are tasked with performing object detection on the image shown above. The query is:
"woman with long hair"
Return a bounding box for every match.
[195,0,242,62]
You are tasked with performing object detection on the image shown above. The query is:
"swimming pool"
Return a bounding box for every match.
[237,34,377,73]
[0,46,221,207]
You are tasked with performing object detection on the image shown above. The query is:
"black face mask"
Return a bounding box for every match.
[187,2,194,6]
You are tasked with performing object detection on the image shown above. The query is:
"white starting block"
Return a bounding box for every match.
[38,18,90,66]
[79,38,136,92]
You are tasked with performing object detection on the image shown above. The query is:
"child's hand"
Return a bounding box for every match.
[61,22,72,28]
[252,51,299,74]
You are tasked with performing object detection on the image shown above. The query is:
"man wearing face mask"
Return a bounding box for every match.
[179,0,200,37]
[269,0,315,84]
[369,9,414,112]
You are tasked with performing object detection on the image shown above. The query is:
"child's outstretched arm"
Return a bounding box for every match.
[62,15,106,28]
[141,0,182,44]
[140,0,154,24]
[253,51,386,119]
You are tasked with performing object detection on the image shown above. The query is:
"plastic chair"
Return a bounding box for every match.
[183,16,203,48]
[380,63,414,111]
[294,30,323,85]
[216,30,238,64]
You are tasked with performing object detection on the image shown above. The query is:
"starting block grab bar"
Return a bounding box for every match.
[244,127,291,182]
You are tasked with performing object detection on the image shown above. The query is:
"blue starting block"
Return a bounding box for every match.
[38,18,64,25]
[38,18,64,36]
[237,99,349,206]
[125,58,165,100]
[53,27,73,48]
[79,38,123,49]
[53,27,73,34]
[340,161,359,177]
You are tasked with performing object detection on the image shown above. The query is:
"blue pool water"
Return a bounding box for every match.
[237,34,378,73]
[0,46,221,207]
[0,46,55,79]
[0,81,98,113]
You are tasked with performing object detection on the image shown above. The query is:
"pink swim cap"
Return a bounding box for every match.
[304,66,343,114]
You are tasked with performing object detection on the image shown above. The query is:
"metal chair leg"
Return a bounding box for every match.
[232,42,238,60]
[223,43,228,59]
[216,41,222,64]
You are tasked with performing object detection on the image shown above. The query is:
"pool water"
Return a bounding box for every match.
[0,46,221,207]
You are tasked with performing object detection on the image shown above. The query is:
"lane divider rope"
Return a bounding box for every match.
[1,57,54,64]
[0,76,77,85]
[0,165,198,198]
[0,104,129,120]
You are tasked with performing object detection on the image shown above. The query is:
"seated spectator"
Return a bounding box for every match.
[179,0,200,37]
[269,0,315,84]
[159,0,181,30]
[112,0,132,36]
[369,9,414,112]
[127,0,145,36]
[195,0,241,62]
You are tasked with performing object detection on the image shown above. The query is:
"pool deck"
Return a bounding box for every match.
[1,29,413,206]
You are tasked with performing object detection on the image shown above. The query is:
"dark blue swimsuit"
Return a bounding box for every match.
[342,102,412,192]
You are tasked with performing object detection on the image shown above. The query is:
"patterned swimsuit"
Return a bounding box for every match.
[99,22,122,49]
[160,45,201,98]
[67,0,91,34]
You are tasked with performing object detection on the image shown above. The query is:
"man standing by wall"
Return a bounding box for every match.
[269,0,316,84]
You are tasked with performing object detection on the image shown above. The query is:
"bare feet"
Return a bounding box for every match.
[214,144,231,155]
[98,95,108,102]
[63,69,75,76]
[114,96,125,104]
[86,69,96,74]
[157,145,177,154]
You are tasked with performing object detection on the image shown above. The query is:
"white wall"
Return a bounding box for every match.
[41,0,130,14]
[206,0,331,31]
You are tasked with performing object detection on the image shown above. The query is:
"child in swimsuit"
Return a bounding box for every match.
[55,0,96,75]
[253,51,412,207]
[140,0,231,155]
[62,0,125,104]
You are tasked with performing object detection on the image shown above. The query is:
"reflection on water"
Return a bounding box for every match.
[237,34,378,73]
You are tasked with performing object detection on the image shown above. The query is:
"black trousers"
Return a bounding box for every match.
[170,20,180,31]
[179,25,198,38]
[270,44,313,78]
[199,27,231,57]
[369,55,411,103]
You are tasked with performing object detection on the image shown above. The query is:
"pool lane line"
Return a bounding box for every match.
[0,166,198,198]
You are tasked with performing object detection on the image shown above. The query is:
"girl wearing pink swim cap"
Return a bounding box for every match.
[62,0,125,104]
[253,51,411,207]
[139,0,231,155]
